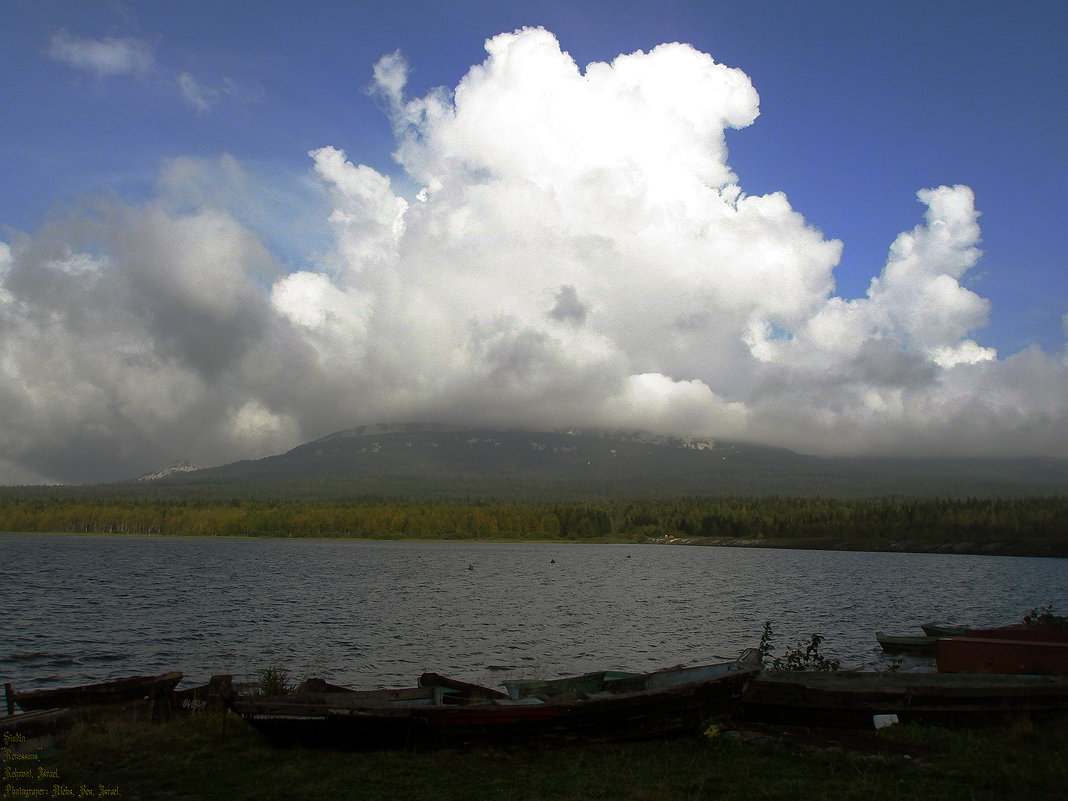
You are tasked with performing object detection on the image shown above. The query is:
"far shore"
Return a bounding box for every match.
[653,535,1068,559]
[3,529,1065,558]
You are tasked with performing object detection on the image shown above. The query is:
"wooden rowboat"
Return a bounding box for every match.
[292,677,358,695]
[920,623,969,638]
[502,670,642,700]
[5,671,183,713]
[172,674,234,714]
[921,622,1068,642]
[964,626,1068,643]
[230,650,760,750]
[0,708,75,753]
[740,670,1068,728]
[875,631,938,656]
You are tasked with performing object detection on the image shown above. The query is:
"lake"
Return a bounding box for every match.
[3,533,1066,693]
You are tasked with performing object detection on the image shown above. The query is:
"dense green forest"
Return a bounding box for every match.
[2,496,1066,555]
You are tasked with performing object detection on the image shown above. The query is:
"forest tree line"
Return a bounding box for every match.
[1,496,1066,550]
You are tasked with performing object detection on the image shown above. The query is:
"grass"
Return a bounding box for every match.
[25,710,1068,801]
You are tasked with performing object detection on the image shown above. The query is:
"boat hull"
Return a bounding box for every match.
[7,672,183,712]
[236,676,753,749]
[173,675,234,714]
[920,624,968,638]
[936,637,1068,675]
[0,708,75,753]
[231,657,759,750]
[964,627,1068,643]
[502,670,642,700]
[741,670,1068,728]
[875,632,937,656]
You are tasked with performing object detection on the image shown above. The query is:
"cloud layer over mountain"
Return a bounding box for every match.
[3,28,1066,483]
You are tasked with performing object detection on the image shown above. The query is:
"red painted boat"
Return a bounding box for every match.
[741,670,1068,728]
[229,650,760,749]
[964,626,1068,643]
[936,637,1068,675]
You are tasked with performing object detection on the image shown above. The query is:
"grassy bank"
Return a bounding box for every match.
[26,711,1068,800]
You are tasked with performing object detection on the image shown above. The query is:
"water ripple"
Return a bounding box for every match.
[2,534,1066,692]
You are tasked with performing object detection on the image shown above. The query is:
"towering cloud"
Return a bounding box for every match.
[2,27,1065,483]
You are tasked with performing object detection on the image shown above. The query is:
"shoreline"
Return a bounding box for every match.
[662,535,1068,559]
[3,529,1065,557]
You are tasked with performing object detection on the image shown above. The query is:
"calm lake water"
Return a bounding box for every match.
[3,533,1066,693]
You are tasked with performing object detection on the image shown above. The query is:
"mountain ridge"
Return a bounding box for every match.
[139,424,1068,500]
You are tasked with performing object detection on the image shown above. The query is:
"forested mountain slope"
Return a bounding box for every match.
[131,425,1068,501]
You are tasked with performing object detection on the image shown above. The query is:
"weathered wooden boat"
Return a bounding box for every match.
[5,671,183,713]
[172,674,235,714]
[920,623,969,638]
[964,626,1068,643]
[920,624,1068,643]
[292,677,357,695]
[937,637,1068,675]
[605,657,760,693]
[740,670,1068,728]
[502,670,643,700]
[229,651,760,750]
[875,631,938,656]
[0,707,75,753]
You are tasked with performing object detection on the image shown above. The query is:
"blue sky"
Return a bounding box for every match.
[6,1,1065,349]
[1,1,1066,482]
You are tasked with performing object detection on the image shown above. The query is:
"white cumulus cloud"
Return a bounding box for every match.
[2,27,1066,483]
